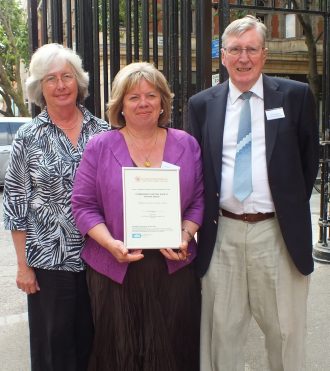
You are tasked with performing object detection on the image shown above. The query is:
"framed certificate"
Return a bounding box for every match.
[122,167,181,249]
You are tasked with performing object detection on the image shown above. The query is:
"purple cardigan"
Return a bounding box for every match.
[72,128,204,284]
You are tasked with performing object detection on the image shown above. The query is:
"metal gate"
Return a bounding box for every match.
[27,0,330,261]
[27,0,207,129]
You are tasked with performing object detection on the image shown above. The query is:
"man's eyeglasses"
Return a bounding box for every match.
[224,47,265,56]
[42,73,76,86]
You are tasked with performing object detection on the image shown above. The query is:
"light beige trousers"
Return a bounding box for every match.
[200,216,310,371]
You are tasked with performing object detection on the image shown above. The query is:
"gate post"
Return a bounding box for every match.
[313,3,330,263]
[75,0,98,115]
[27,0,40,118]
[195,0,212,91]
[218,0,230,83]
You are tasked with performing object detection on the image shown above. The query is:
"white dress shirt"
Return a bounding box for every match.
[220,74,275,214]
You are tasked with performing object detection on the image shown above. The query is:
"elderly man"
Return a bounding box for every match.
[188,15,319,371]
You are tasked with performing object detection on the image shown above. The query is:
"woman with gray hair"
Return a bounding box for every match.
[3,43,109,371]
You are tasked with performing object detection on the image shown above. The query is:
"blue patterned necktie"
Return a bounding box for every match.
[233,91,253,202]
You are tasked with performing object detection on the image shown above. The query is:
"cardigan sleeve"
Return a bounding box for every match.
[72,138,106,236]
[181,135,204,226]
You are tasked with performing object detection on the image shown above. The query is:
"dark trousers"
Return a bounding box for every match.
[27,268,94,371]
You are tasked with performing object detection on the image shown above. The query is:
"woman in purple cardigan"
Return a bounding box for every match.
[72,62,204,371]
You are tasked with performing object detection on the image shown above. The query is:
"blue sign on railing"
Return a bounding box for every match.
[212,39,220,59]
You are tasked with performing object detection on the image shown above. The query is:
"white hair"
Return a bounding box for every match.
[26,43,89,108]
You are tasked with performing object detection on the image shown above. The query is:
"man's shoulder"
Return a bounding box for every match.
[189,80,229,102]
[263,74,308,91]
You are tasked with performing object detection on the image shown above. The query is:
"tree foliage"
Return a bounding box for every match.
[0,0,30,116]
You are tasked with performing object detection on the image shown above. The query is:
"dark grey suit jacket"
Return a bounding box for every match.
[188,74,319,277]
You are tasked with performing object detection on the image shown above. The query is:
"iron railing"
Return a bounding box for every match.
[27,0,330,261]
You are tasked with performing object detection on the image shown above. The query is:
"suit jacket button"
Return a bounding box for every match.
[216,192,219,197]
[213,220,217,224]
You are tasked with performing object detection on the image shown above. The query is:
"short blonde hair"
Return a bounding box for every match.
[107,62,174,127]
[26,43,89,108]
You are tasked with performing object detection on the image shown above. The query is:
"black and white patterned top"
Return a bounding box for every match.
[3,105,110,272]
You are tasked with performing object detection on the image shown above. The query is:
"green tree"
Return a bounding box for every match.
[0,0,30,116]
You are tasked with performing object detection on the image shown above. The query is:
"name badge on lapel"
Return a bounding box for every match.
[265,108,285,120]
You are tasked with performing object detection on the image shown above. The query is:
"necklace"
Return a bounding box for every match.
[126,127,159,167]
[55,109,81,131]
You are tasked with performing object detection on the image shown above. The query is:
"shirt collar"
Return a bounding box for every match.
[36,104,89,128]
[228,74,264,104]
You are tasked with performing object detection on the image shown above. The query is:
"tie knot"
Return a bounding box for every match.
[240,91,253,100]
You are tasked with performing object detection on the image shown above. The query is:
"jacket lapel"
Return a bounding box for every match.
[207,81,228,187]
[111,130,134,166]
[263,75,284,166]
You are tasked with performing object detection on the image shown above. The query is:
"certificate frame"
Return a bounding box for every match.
[122,167,181,249]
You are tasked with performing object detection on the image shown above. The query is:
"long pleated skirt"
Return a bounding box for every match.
[86,250,201,371]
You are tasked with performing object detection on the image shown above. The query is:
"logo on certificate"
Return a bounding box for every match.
[132,233,142,238]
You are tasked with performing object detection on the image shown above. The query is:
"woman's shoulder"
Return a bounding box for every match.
[81,106,110,131]
[15,115,45,139]
[93,117,110,131]
[167,127,194,137]
[167,128,199,147]
[87,128,122,147]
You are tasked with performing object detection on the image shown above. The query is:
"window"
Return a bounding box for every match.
[285,14,296,38]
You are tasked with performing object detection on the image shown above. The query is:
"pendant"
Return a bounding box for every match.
[144,160,151,167]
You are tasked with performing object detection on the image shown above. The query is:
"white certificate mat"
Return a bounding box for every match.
[122,167,181,249]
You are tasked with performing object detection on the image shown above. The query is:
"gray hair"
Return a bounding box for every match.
[107,62,174,127]
[26,43,89,108]
[222,15,267,47]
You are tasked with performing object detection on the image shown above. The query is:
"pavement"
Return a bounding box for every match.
[0,188,330,371]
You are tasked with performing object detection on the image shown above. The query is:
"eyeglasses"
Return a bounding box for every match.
[42,73,76,86]
[224,47,265,56]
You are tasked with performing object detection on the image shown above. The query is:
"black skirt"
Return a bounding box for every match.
[86,250,201,371]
